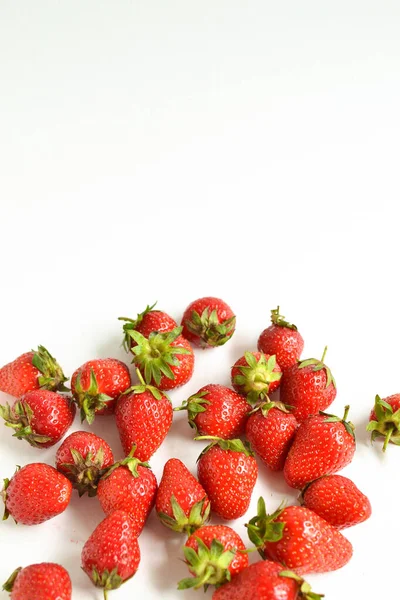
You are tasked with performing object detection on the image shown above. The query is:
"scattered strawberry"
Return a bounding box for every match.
[119,302,177,351]
[181,297,236,348]
[2,563,72,600]
[367,394,400,451]
[2,463,72,525]
[55,431,114,497]
[257,307,304,371]
[231,352,282,404]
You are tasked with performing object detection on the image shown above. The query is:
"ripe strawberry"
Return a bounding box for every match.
[97,447,157,536]
[247,498,353,574]
[257,307,304,371]
[283,406,355,489]
[0,390,75,448]
[245,402,298,471]
[2,563,71,600]
[81,510,140,599]
[175,384,249,439]
[156,458,210,534]
[301,474,371,529]
[119,302,177,351]
[197,438,258,520]
[181,297,236,348]
[55,431,114,497]
[279,348,336,423]
[0,345,68,398]
[367,394,400,451]
[178,525,248,590]
[2,463,72,525]
[231,352,282,404]
[71,358,131,424]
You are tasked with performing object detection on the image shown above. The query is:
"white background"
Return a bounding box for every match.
[0,1,399,598]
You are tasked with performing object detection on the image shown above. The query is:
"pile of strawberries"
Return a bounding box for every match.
[0,297,398,599]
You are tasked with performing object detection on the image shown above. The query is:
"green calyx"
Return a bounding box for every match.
[321,405,355,440]
[248,400,292,418]
[245,497,285,558]
[118,302,158,352]
[195,436,254,461]
[185,308,236,347]
[298,346,336,389]
[158,495,210,535]
[61,447,107,497]
[90,567,126,599]
[32,345,69,392]
[270,306,298,331]
[122,369,169,402]
[0,401,52,447]
[101,444,151,480]
[2,567,22,592]
[177,537,236,590]
[233,352,281,405]
[73,369,113,425]
[173,390,210,430]
[2,466,20,521]
[279,571,324,600]
[367,395,400,451]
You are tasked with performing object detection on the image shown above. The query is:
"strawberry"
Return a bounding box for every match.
[175,384,249,439]
[0,345,68,398]
[0,390,75,448]
[283,406,355,489]
[97,447,157,536]
[245,402,298,471]
[231,352,282,404]
[257,307,304,371]
[55,431,114,497]
[367,393,400,451]
[247,498,353,574]
[181,297,236,348]
[301,474,371,529]
[196,438,258,520]
[81,510,140,599]
[2,463,72,525]
[178,525,248,590]
[156,458,210,534]
[279,347,336,423]
[2,563,72,600]
[71,358,131,424]
[119,302,177,351]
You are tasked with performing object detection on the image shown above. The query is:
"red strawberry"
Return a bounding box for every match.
[257,307,304,371]
[71,358,131,424]
[301,474,371,529]
[181,296,236,348]
[2,463,72,525]
[178,525,248,590]
[156,458,210,534]
[97,447,157,536]
[247,498,353,574]
[283,406,356,489]
[175,384,249,439]
[231,352,282,405]
[0,390,75,448]
[119,302,177,351]
[2,563,71,600]
[81,510,140,599]
[0,346,68,398]
[245,402,298,471]
[279,348,336,423]
[55,431,114,497]
[197,438,258,520]
[367,393,400,451]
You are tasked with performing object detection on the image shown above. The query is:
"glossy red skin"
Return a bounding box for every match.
[302,475,372,529]
[115,389,173,460]
[191,384,249,439]
[132,311,177,346]
[185,526,248,577]
[136,335,194,391]
[0,352,40,397]
[8,563,71,600]
[246,408,298,471]
[181,297,235,347]
[258,326,304,371]
[55,431,114,474]
[283,414,355,489]
[370,393,400,420]
[5,463,72,525]
[156,458,209,519]
[231,352,282,396]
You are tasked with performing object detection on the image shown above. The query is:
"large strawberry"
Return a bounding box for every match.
[0,345,68,397]
[2,463,72,525]
[257,307,304,371]
[2,563,72,600]
[181,296,236,348]
[81,510,140,599]
[178,525,248,590]
[55,431,114,497]
[247,498,353,574]
[197,438,258,520]
[71,358,131,424]
[367,393,400,451]
[231,352,282,405]
[119,302,177,351]
[283,406,355,489]
[156,458,210,534]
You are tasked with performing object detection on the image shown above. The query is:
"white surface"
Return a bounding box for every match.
[0,1,399,598]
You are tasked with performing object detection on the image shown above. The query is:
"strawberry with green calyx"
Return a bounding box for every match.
[231,352,282,405]
[118,302,177,351]
[258,306,305,371]
[367,394,400,451]
[181,297,236,348]
[2,563,72,600]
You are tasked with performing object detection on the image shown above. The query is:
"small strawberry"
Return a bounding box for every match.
[247,498,353,574]
[2,563,72,600]
[196,437,258,520]
[231,352,282,404]
[367,394,400,451]
[279,347,336,423]
[156,458,210,534]
[283,406,356,489]
[175,384,249,439]
[2,463,72,525]
[0,390,75,448]
[181,297,236,348]
[119,302,177,351]
[71,358,131,424]
[301,474,371,529]
[258,307,304,371]
[0,345,68,398]
[245,402,298,471]
[81,510,140,599]
[178,525,248,590]
[55,431,114,497]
